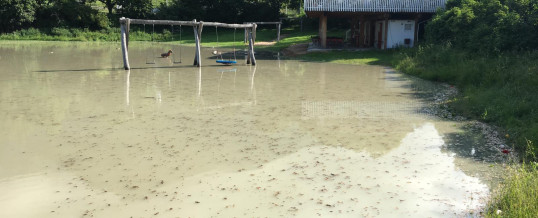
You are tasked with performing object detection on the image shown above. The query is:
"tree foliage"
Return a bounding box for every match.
[0,0,38,32]
[0,0,292,33]
[154,0,285,23]
[426,0,538,52]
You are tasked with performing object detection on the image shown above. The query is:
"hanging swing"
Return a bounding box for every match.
[171,25,182,64]
[215,27,237,65]
[145,24,156,64]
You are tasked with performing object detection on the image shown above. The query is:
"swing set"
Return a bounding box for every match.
[214,27,238,65]
[119,17,257,70]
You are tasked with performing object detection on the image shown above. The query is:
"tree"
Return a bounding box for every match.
[117,0,153,19]
[0,0,38,33]
[99,0,117,16]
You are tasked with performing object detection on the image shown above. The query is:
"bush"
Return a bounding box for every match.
[427,0,538,52]
[51,27,72,37]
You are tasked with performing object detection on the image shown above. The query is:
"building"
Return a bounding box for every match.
[304,0,447,49]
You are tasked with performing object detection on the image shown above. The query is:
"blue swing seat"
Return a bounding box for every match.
[216,60,237,65]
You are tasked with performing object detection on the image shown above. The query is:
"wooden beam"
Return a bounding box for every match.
[120,22,130,70]
[126,18,130,49]
[384,14,389,49]
[248,30,256,65]
[198,21,204,43]
[359,16,365,47]
[320,14,327,48]
[244,22,282,25]
[121,19,255,28]
[414,14,422,46]
[193,19,201,67]
[252,24,257,44]
[247,29,251,64]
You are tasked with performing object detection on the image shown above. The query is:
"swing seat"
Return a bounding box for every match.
[216,60,237,65]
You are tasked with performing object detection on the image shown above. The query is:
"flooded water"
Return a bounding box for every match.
[0,41,506,217]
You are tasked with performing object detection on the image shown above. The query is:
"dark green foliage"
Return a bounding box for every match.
[0,0,38,32]
[154,0,285,23]
[427,0,538,52]
[117,0,153,19]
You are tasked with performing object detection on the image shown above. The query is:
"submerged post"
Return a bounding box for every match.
[120,17,130,70]
[193,19,202,67]
[248,26,256,66]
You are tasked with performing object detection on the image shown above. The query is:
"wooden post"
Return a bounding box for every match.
[252,23,257,44]
[198,21,204,42]
[248,30,256,65]
[320,14,327,48]
[126,18,130,49]
[277,23,281,42]
[414,14,421,46]
[359,17,365,48]
[384,14,389,50]
[193,19,201,67]
[120,19,130,70]
[247,27,252,64]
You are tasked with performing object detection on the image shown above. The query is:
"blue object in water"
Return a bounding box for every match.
[216,60,237,65]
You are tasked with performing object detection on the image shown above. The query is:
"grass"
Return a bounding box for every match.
[297,50,396,66]
[486,140,538,217]
[394,44,538,160]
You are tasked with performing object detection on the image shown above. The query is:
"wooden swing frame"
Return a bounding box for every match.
[119,17,257,70]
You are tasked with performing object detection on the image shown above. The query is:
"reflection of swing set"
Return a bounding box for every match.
[119,17,257,70]
[196,66,257,110]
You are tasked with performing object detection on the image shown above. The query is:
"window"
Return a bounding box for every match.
[404,24,412,31]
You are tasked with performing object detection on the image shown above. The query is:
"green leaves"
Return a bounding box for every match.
[426,0,538,52]
[0,0,38,32]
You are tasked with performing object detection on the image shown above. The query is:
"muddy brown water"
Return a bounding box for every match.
[0,42,506,217]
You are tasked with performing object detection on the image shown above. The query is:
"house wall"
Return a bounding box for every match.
[387,20,415,48]
[374,19,415,49]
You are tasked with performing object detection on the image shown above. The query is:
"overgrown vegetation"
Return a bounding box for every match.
[486,140,537,217]
[395,44,538,161]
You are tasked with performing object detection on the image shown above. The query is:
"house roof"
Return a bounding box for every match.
[304,0,447,14]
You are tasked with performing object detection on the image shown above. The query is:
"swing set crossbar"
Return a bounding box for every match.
[123,19,255,28]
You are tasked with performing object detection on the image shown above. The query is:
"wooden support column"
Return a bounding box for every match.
[320,14,327,48]
[359,16,365,48]
[248,29,256,65]
[126,18,130,49]
[384,13,389,50]
[193,19,202,67]
[252,24,257,44]
[277,23,281,42]
[414,14,421,46]
[120,18,130,70]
